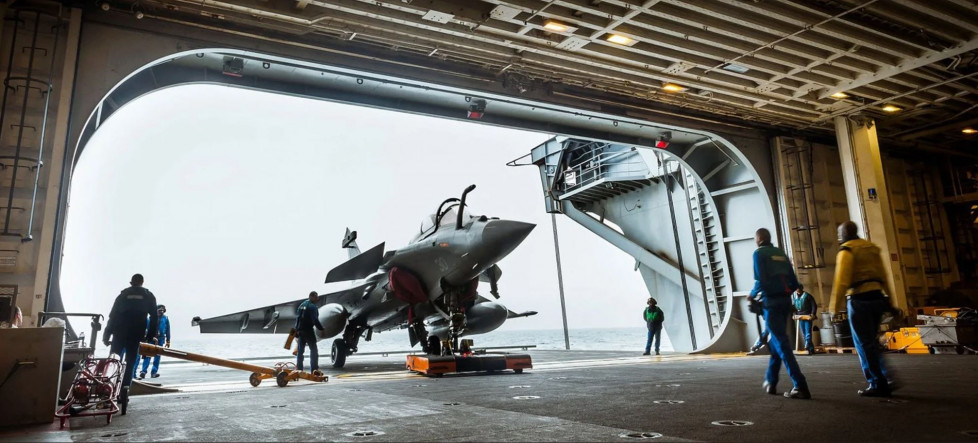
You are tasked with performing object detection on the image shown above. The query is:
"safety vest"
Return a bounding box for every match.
[839,238,888,296]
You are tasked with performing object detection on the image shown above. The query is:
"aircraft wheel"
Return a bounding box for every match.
[249,372,262,387]
[331,339,348,369]
[276,371,289,387]
[427,336,441,355]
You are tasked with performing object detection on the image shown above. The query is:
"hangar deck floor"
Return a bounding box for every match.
[2,350,976,442]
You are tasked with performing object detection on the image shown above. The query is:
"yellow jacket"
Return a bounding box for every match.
[829,238,896,313]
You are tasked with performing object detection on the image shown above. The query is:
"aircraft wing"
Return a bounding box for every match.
[193,282,372,334]
[325,242,385,283]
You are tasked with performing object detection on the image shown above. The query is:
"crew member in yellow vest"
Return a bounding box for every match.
[829,221,899,398]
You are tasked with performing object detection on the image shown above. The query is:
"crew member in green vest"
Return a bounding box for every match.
[792,285,817,354]
[643,298,665,356]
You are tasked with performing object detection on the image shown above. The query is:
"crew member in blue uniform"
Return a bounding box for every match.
[103,274,158,413]
[792,285,817,354]
[750,228,811,399]
[295,291,325,372]
[138,304,171,379]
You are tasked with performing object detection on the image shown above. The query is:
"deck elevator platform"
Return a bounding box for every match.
[528,135,777,353]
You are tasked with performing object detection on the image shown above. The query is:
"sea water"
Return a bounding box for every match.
[161,327,674,361]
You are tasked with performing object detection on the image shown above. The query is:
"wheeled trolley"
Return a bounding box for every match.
[54,355,124,428]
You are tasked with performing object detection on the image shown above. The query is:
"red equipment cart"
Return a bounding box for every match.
[54,355,125,428]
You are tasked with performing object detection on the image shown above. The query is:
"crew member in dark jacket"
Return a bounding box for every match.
[102,273,158,412]
[751,228,811,399]
[792,285,817,354]
[295,291,326,372]
[643,297,665,356]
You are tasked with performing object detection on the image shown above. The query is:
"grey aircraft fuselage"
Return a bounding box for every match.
[194,185,536,367]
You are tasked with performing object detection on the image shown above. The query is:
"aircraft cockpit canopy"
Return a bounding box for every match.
[414,202,480,242]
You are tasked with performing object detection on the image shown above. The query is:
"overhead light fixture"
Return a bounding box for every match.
[830,92,850,99]
[543,19,576,33]
[963,128,978,134]
[881,104,902,113]
[721,63,749,74]
[606,34,637,46]
[555,35,589,51]
[662,83,686,93]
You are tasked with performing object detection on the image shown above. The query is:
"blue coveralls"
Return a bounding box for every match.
[104,286,158,390]
[295,300,325,371]
[751,243,808,391]
[140,314,170,376]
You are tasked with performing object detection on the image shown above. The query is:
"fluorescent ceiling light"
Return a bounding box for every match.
[606,34,637,46]
[721,63,749,74]
[662,83,686,93]
[881,104,902,113]
[830,92,850,99]
[543,19,576,33]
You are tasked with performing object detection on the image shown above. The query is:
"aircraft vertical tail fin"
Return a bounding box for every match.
[343,228,361,259]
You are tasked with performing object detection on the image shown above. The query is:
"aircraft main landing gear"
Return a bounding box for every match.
[331,339,348,368]
[427,336,441,356]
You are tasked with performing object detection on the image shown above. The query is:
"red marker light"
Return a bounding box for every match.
[655,140,670,149]
[466,111,484,119]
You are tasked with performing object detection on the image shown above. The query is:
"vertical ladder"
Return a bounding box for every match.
[908,170,951,289]
[683,167,724,334]
[779,138,825,269]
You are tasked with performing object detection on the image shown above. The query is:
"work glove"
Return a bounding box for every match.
[103,338,110,348]
[165,341,171,348]
[881,307,905,327]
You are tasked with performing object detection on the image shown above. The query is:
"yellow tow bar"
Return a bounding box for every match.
[138,343,328,387]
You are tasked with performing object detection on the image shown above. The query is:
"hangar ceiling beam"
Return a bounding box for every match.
[311,0,831,120]
[903,2,978,34]
[818,38,978,100]
[898,116,978,142]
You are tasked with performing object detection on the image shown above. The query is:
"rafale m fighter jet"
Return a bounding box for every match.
[193,185,537,368]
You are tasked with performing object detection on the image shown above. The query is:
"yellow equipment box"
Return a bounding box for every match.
[883,327,929,354]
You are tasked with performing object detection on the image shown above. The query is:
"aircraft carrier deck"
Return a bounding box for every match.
[2,350,977,442]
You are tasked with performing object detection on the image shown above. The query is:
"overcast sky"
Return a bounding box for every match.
[60,84,652,341]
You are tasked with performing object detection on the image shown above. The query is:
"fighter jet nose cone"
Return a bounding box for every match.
[481,220,535,263]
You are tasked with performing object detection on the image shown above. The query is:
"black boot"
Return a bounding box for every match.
[857,386,891,397]
[119,387,130,415]
[784,386,812,399]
